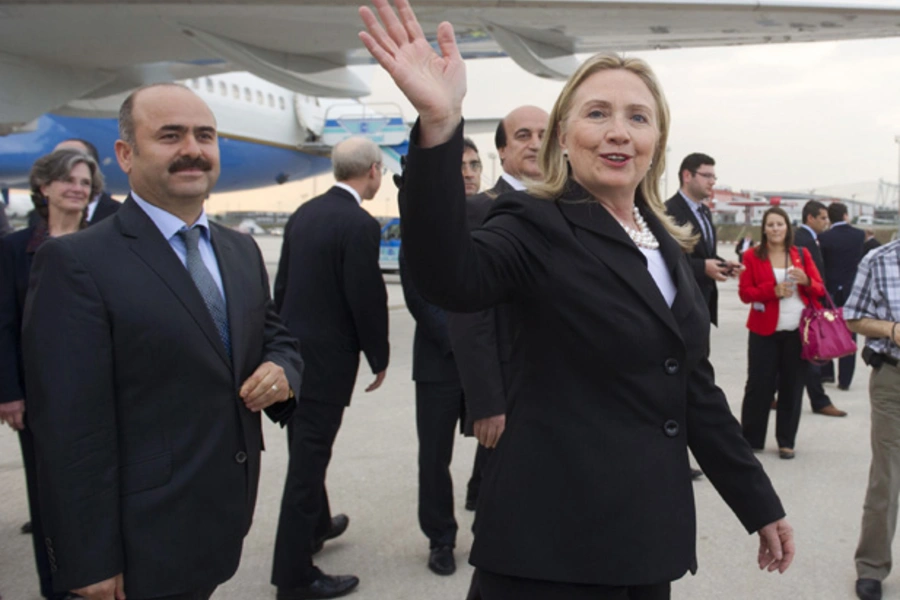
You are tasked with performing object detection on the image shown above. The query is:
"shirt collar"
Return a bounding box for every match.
[800,224,818,239]
[334,182,362,205]
[678,190,703,210]
[831,221,849,228]
[131,191,211,241]
[501,172,526,191]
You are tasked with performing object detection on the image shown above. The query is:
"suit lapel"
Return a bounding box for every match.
[210,227,244,377]
[556,194,683,343]
[116,197,232,369]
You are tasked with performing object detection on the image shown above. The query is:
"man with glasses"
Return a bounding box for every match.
[666,153,739,481]
[272,136,389,599]
[399,137,483,577]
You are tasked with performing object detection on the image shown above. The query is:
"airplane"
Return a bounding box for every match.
[1,0,900,195]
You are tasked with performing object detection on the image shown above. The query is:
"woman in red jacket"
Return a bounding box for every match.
[739,206,824,459]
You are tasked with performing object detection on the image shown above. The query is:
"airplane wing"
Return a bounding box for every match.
[1,1,899,132]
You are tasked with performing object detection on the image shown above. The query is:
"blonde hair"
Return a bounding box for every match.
[529,52,696,251]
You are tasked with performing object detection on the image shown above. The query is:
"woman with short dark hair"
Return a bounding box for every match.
[0,148,102,600]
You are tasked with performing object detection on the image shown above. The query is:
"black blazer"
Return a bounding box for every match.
[793,225,826,285]
[21,197,303,597]
[88,192,121,225]
[665,193,723,325]
[819,223,865,305]
[399,247,458,383]
[0,226,38,405]
[401,123,784,586]
[446,177,517,432]
[274,186,389,405]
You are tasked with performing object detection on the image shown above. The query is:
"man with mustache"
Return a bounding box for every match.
[22,83,303,600]
[449,106,547,514]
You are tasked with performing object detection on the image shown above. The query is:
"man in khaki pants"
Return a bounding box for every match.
[845,240,900,600]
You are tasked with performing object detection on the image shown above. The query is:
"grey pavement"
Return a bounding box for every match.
[0,237,891,599]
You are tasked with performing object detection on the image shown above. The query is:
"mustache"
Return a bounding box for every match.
[168,156,213,173]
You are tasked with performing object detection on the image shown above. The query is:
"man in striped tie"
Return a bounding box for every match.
[22,83,303,600]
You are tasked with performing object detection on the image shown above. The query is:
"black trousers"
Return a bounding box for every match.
[741,330,806,450]
[135,586,217,600]
[804,361,832,412]
[19,423,57,599]
[272,398,345,587]
[821,333,858,389]
[475,569,670,600]
[415,381,464,548]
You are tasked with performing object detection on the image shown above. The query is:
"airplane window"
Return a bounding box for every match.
[232,84,239,99]
[279,96,285,110]
[244,87,251,102]
[256,90,264,105]
[219,81,227,96]
[205,78,213,93]
[268,93,275,108]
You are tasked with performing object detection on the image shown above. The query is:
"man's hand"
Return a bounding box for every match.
[723,259,744,278]
[239,361,290,412]
[757,518,795,574]
[366,370,387,392]
[704,259,729,282]
[0,400,25,431]
[72,573,126,600]
[474,414,506,448]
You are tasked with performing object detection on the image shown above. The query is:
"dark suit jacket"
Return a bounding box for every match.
[446,177,516,433]
[21,197,302,597]
[665,193,723,325]
[0,226,38,405]
[274,186,388,405]
[88,192,121,225]
[401,123,784,586]
[818,223,865,305]
[864,236,882,256]
[793,225,826,286]
[399,247,458,383]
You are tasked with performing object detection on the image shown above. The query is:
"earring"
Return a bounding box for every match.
[562,150,568,159]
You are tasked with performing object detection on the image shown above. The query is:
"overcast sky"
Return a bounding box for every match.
[363,34,900,202]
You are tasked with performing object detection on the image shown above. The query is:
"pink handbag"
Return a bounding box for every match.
[800,291,857,364]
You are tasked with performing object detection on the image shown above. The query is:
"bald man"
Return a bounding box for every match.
[449,105,548,511]
[272,136,389,599]
[23,83,302,600]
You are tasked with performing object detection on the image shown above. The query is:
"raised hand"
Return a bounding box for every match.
[359,0,466,147]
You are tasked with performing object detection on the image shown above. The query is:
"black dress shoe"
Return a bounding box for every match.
[20,521,32,534]
[312,514,350,554]
[428,546,456,576]
[277,574,360,599]
[856,578,882,600]
[690,468,704,481]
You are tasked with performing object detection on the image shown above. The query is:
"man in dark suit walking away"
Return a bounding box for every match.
[665,153,741,328]
[819,202,866,390]
[794,201,847,417]
[400,137,483,577]
[53,138,121,225]
[863,228,882,256]
[450,106,548,514]
[272,136,389,600]
[22,83,303,600]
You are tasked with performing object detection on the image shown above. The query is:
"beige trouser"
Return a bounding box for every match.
[856,362,900,581]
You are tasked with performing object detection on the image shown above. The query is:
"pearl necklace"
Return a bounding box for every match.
[617,205,659,249]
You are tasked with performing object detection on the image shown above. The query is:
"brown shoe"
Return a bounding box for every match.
[814,404,848,417]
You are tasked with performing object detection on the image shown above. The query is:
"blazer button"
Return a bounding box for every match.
[663,420,680,437]
[235,451,248,464]
[664,358,680,375]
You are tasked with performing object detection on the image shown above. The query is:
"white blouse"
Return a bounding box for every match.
[772,267,804,331]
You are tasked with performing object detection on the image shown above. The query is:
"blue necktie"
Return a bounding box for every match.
[177,227,232,359]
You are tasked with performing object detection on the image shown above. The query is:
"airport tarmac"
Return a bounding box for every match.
[0,237,890,599]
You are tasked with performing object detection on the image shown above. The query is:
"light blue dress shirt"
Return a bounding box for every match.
[130,193,226,300]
